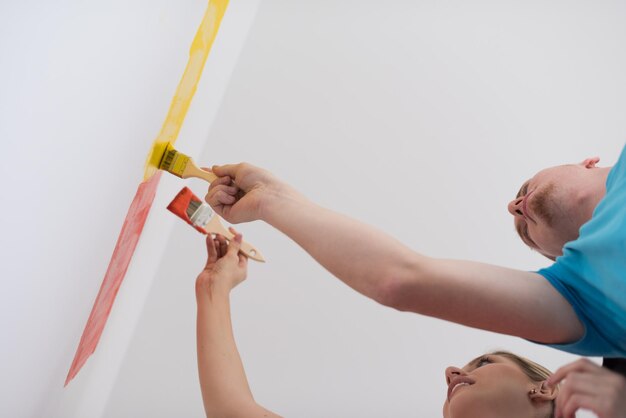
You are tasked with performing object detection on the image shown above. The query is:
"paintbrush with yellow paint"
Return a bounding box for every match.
[152,142,217,183]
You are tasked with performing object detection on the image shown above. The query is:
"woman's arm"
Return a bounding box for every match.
[196,232,281,418]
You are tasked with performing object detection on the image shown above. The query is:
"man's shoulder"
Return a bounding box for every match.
[608,144,626,188]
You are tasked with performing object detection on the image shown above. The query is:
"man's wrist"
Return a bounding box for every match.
[259,183,307,224]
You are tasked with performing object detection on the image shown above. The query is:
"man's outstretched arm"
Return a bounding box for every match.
[206,163,584,345]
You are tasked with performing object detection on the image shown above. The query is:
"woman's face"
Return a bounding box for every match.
[442,354,538,418]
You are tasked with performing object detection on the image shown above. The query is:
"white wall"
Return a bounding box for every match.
[2,1,625,417]
[0,1,259,417]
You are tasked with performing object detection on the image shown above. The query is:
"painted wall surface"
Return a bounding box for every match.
[2,1,625,418]
[0,1,259,417]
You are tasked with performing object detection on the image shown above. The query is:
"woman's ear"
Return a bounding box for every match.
[529,380,558,402]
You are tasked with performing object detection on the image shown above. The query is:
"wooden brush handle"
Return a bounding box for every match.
[184,160,218,183]
[204,216,265,263]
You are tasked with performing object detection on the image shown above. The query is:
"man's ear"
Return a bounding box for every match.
[580,157,600,168]
[529,381,558,402]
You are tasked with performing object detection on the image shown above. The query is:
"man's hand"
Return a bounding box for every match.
[548,358,626,418]
[205,162,293,224]
[196,229,248,298]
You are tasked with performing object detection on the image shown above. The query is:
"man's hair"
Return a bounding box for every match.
[485,351,557,418]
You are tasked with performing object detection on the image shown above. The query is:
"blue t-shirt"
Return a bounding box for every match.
[537,145,626,356]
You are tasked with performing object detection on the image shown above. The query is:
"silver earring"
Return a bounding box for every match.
[530,388,537,395]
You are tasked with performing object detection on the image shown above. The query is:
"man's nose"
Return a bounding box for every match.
[508,197,524,217]
[445,366,464,385]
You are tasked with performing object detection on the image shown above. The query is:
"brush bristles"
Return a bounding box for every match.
[186,199,202,218]
[159,149,190,177]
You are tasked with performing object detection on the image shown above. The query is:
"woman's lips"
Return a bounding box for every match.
[447,376,475,401]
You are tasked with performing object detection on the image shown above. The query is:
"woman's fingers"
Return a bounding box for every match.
[204,235,217,267]
[560,393,597,418]
[229,229,248,270]
[552,358,626,418]
[227,228,243,255]
[548,358,598,387]
[215,234,228,258]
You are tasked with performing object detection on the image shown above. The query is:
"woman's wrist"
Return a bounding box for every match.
[196,277,232,302]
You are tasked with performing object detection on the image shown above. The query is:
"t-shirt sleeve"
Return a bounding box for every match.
[532,264,620,356]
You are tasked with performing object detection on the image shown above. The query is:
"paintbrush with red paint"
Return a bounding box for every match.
[167,187,265,262]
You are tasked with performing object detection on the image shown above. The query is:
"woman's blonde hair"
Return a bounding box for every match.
[487,350,553,382]
[482,350,557,418]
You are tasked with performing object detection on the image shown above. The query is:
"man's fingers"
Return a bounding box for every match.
[221,185,239,196]
[205,187,236,208]
[205,175,232,206]
[216,190,236,204]
[212,164,240,179]
[209,174,231,187]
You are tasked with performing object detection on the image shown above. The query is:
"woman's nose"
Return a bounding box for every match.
[445,366,464,385]
[507,196,524,217]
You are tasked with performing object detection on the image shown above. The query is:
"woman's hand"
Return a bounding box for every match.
[548,358,626,418]
[195,227,281,418]
[196,228,248,299]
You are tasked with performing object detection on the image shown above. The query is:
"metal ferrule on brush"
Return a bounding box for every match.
[188,201,213,229]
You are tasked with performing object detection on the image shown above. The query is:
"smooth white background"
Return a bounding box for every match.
[2,1,625,417]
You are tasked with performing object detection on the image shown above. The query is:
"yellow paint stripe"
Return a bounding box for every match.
[66,0,230,386]
[144,0,229,180]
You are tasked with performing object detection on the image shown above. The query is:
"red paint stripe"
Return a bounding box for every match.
[65,172,162,386]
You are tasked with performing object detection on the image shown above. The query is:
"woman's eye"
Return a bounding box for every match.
[477,357,492,368]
